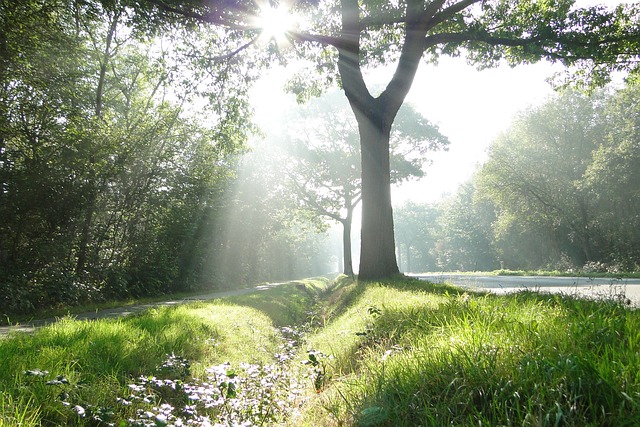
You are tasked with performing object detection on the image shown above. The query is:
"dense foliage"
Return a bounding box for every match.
[395,80,640,273]
[0,0,328,315]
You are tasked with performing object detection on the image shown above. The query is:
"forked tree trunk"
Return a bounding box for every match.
[337,0,425,280]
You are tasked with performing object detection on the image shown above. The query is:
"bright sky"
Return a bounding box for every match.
[251,58,561,204]
[389,58,562,203]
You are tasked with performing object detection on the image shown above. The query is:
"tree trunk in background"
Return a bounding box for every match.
[406,244,412,273]
[341,208,354,276]
[75,11,120,275]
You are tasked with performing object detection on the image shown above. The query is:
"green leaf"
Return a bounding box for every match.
[226,382,237,398]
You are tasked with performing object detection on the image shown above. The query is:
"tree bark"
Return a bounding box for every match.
[342,208,354,276]
[356,113,399,279]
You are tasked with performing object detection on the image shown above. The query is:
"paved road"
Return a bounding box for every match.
[413,274,640,306]
[0,282,284,337]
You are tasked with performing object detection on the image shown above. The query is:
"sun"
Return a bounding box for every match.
[253,1,297,45]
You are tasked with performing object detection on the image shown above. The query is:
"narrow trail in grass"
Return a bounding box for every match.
[115,277,338,426]
[0,282,286,336]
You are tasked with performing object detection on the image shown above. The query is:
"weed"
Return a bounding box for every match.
[303,349,328,392]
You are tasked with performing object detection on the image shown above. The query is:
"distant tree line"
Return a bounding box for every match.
[394,80,640,274]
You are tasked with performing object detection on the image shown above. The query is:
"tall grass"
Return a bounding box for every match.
[295,277,640,426]
[3,275,639,426]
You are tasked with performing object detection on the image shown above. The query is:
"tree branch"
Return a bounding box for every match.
[379,0,428,116]
[424,31,543,50]
[423,0,481,30]
[213,36,261,61]
[360,13,406,28]
[337,0,375,117]
[423,30,640,63]
[289,31,346,50]
[147,0,253,30]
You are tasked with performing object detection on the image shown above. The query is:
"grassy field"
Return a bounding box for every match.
[1,275,639,426]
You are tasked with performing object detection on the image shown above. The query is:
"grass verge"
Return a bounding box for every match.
[294,276,640,426]
[1,281,276,327]
[3,274,640,426]
[417,269,640,278]
[0,277,332,426]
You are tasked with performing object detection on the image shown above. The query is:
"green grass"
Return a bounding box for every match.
[2,274,640,426]
[293,277,640,426]
[494,269,640,278]
[0,283,267,326]
[0,277,332,426]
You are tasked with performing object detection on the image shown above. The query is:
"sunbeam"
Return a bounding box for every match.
[253,0,297,46]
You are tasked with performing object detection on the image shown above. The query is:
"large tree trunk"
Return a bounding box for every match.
[356,113,399,279]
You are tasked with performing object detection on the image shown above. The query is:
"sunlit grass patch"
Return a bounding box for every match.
[295,277,640,426]
[0,394,41,426]
[226,278,331,326]
[0,278,330,426]
[302,283,450,381]
[3,275,639,426]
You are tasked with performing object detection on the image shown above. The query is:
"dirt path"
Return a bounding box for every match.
[0,283,284,337]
